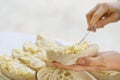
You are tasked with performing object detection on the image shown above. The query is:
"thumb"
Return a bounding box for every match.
[77,56,105,67]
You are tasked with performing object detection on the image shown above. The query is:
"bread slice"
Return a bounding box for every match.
[0,55,36,80]
[12,49,46,71]
[23,41,45,54]
[90,71,120,80]
[47,42,98,65]
[36,34,62,50]
[0,71,11,80]
[23,41,47,61]
[37,67,97,80]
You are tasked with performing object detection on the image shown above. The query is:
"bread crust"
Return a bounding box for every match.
[0,71,12,80]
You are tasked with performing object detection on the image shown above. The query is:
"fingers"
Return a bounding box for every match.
[88,4,108,30]
[52,62,71,69]
[52,62,106,72]
[86,4,99,25]
[52,62,82,71]
[86,4,99,32]
[96,12,120,28]
[77,56,105,67]
[87,2,120,31]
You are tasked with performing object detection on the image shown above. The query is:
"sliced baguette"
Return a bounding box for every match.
[12,49,46,71]
[23,42,48,61]
[37,67,97,80]
[0,55,36,80]
[36,34,62,50]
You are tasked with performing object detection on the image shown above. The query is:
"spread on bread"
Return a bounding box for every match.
[64,41,89,54]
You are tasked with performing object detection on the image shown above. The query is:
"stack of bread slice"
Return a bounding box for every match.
[0,55,36,80]
[0,34,120,80]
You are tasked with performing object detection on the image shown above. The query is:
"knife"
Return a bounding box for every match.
[78,26,96,44]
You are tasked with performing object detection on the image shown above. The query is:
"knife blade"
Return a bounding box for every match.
[78,26,96,44]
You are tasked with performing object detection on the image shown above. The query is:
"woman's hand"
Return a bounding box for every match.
[86,2,120,32]
[53,51,120,72]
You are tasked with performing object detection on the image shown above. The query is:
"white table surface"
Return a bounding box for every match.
[0,32,36,55]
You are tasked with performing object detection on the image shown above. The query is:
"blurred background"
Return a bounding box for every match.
[0,0,120,51]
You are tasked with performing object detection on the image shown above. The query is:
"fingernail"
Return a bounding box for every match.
[101,26,104,28]
[87,27,89,30]
[94,29,96,32]
[78,59,86,65]
[87,27,89,31]
[97,24,100,28]
[87,26,91,30]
